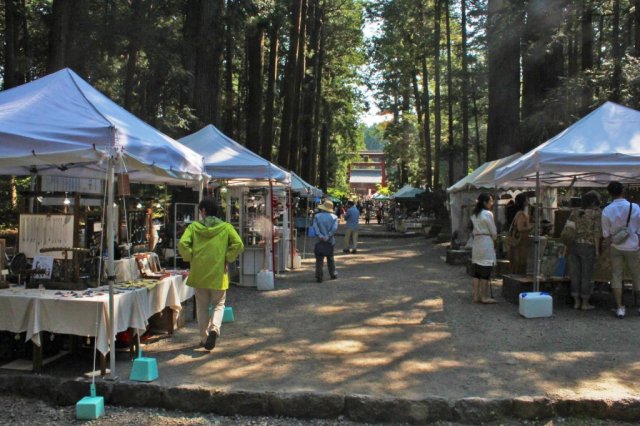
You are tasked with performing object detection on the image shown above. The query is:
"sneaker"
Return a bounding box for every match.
[351,249,357,254]
[616,306,626,319]
[330,275,338,280]
[204,331,218,350]
[342,248,349,254]
[581,301,595,311]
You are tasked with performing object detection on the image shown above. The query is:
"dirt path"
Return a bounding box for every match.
[42,232,640,400]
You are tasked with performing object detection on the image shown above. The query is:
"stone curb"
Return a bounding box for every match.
[1,373,640,423]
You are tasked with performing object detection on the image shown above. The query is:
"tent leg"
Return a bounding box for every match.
[106,156,118,380]
[534,172,541,292]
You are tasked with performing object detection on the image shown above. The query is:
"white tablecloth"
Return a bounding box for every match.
[146,275,193,328]
[0,287,148,355]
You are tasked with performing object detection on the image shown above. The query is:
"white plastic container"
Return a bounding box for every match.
[256,269,275,291]
[519,292,553,318]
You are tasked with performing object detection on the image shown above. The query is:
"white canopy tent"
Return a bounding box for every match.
[179,125,294,283]
[179,124,290,185]
[447,153,522,243]
[291,171,322,198]
[495,102,640,188]
[0,68,205,378]
[494,101,640,290]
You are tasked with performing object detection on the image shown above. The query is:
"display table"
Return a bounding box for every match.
[502,274,570,304]
[0,286,148,356]
[0,273,193,373]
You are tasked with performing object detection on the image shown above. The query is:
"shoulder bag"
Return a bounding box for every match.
[611,202,633,245]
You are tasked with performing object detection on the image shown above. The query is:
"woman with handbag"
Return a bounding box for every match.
[470,193,498,304]
[566,191,601,310]
[508,193,534,274]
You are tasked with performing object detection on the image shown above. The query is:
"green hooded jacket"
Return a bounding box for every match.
[178,216,244,290]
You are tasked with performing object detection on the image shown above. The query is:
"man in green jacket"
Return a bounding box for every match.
[179,198,244,350]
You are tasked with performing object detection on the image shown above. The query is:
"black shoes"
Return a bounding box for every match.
[204,331,218,350]
[342,248,349,253]
[351,249,357,254]
[330,275,338,280]
[316,277,322,283]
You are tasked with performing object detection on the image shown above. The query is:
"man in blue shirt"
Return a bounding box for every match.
[343,200,360,254]
[312,200,339,282]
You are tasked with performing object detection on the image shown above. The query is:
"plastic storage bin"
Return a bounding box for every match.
[519,292,553,318]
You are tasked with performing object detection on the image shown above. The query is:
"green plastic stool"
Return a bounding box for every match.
[76,384,104,420]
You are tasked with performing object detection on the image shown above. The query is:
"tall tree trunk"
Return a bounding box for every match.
[245,22,265,153]
[421,58,432,188]
[289,0,308,173]
[486,0,522,160]
[411,69,425,185]
[471,74,482,166]
[21,0,32,82]
[261,22,280,161]
[521,0,564,151]
[445,0,455,185]
[123,0,146,112]
[301,0,322,182]
[433,0,442,188]
[223,6,236,138]
[181,0,199,111]
[581,0,594,111]
[193,0,224,125]
[4,0,20,89]
[611,0,622,102]
[318,106,330,192]
[309,21,326,185]
[277,0,304,169]
[460,0,470,175]
[47,0,75,73]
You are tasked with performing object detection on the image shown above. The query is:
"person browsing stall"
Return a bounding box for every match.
[312,200,339,283]
[470,193,498,304]
[343,201,360,254]
[601,181,640,319]
[566,191,601,311]
[179,198,244,350]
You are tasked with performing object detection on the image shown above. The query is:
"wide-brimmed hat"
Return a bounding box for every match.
[317,200,334,212]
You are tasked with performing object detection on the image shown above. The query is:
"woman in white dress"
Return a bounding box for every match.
[470,193,497,304]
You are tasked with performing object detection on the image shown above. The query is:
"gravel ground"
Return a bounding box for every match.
[0,394,635,426]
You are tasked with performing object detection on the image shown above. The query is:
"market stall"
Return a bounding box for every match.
[495,101,640,291]
[391,185,425,231]
[178,125,293,285]
[0,68,205,376]
[447,153,522,244]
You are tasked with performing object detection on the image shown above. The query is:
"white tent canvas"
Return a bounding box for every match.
[447,153,522,244]
[495,102,640,187]
[0,68,204,184]
[291,171,322,198]
[179,124,290,184]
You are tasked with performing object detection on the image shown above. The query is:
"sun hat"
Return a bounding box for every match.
[317,200,334,212]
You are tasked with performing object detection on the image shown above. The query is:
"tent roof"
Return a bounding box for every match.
[179,124,290,184]
[0,68,204,184]
[291,171,322,198]
[495,102,640,187]
[447,153,522,193]
[392,184,425,199]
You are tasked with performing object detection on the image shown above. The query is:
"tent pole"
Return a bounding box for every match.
[106,154,118,379]
[288,187,295,268]
[534,171,541,292]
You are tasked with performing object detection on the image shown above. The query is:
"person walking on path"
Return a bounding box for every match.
[179,198,244,350]
[312,200,339,283]
[601,181,640,319]
[343,201,360,254]
[470,193,498,304]
[566,191,601,310]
